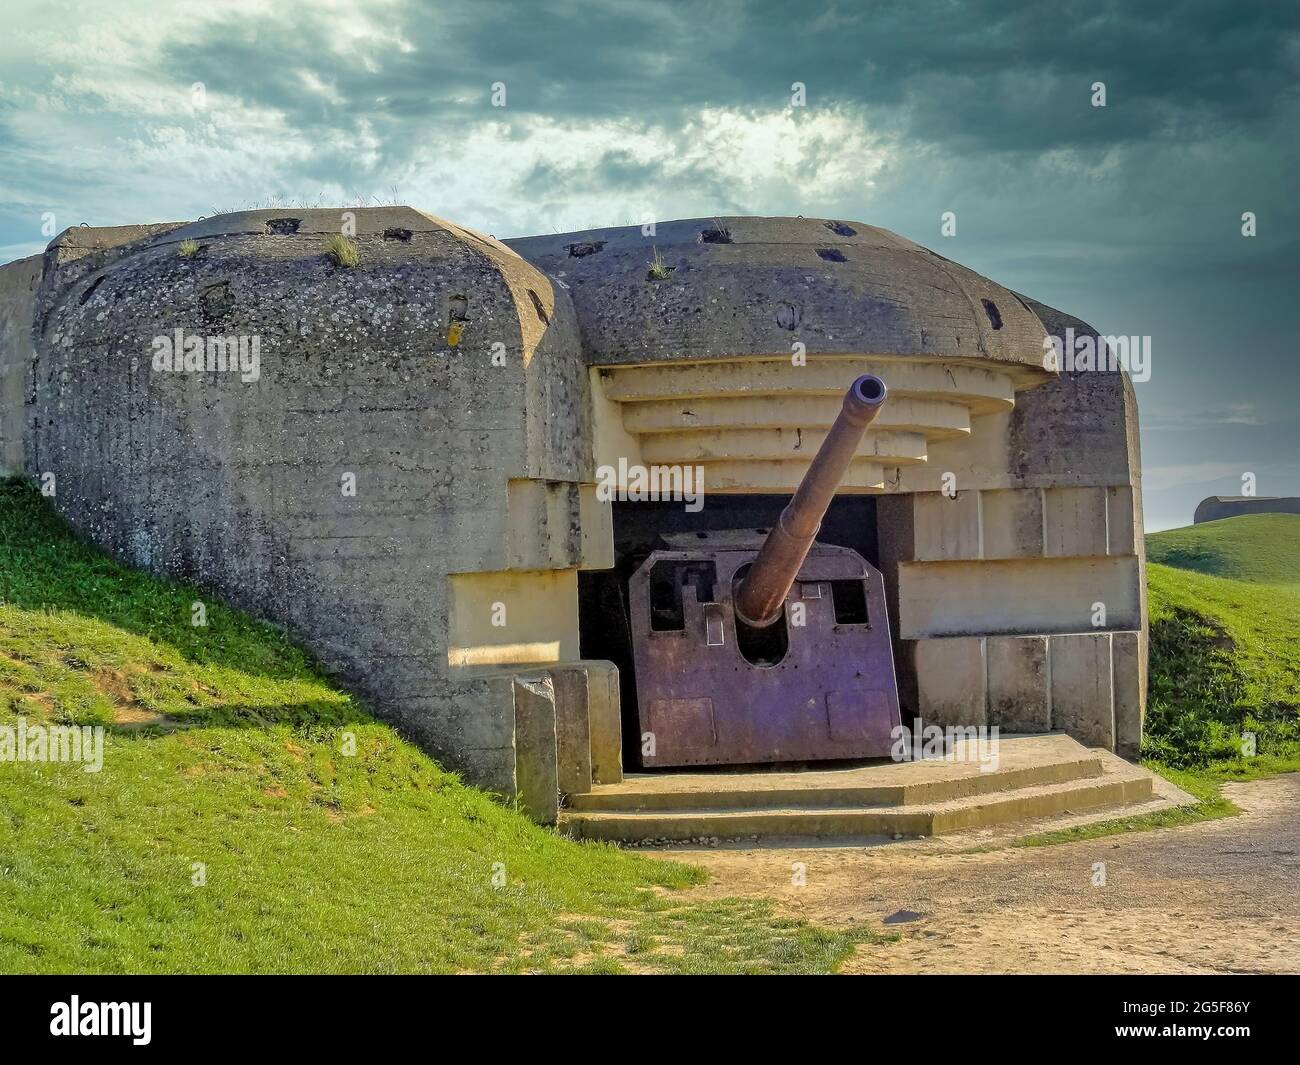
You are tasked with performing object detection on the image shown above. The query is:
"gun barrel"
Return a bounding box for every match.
[734,374,887,628]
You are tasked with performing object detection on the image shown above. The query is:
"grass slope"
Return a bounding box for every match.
[1144,515,1300,777]
[1146,513,1300,586]
[0,480,869,974]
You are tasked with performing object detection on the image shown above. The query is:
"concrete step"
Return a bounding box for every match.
[559,741,1157,843]
[567,733,1101,813]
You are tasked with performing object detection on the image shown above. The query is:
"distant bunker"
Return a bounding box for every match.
[1194,496,1300,524]
[0,209,1147,821]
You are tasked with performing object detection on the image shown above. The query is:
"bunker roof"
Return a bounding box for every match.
[507,216,1055,385]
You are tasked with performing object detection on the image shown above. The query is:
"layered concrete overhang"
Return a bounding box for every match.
[508,216,1058,492]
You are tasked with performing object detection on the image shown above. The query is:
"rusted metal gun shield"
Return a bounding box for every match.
[630,542,901,766]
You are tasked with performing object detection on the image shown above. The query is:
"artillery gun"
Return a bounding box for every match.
[628,375,902,766]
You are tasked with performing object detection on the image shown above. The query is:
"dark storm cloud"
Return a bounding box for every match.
[158,0,1300,156]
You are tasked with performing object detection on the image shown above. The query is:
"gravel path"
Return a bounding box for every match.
[681,774,1300,973]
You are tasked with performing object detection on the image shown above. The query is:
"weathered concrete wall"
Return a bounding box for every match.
[24,208,610,797]
[0,255,41,474]
[878,298,1148,756]
[1194,496,1300,524]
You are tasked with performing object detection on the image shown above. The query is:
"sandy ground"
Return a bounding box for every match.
[679,774,1300,973]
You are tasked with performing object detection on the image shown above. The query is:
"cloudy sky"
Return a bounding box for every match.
[2,0,1296,529]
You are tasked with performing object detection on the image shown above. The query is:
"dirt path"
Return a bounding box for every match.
[679,775,1300,973]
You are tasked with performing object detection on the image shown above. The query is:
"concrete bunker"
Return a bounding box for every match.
[0,210,1148,827]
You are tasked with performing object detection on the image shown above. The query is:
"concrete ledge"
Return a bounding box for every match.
[512,674,559,824]
[569,735,1102,812]
[550,658,623,793]
[561,771,1152,842]
[898,556,1142,637]
[550,667,593,797]
[559,735,1161,843]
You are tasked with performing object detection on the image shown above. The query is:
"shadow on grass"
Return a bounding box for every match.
[104,700,369,733]
[0,478,369,729]
[1143,603,1300,768]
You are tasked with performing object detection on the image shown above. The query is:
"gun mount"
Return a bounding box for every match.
[628,375,901,767]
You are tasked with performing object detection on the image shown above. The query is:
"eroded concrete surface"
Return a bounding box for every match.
[680,774,1300,974]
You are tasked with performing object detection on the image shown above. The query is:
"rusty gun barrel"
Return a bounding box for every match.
[733,373,887,628]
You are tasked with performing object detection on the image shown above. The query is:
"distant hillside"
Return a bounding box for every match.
[1146,514,1300,586]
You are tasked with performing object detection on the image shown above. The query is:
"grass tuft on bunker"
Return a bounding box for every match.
[323,233,361,268]
[0,479,869,974]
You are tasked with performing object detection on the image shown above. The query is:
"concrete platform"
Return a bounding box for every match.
[559,734,1173,844]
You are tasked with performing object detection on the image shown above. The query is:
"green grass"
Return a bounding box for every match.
[646,246,674,281]
[0,479,870,974]
[7,484,1297,964]
[1143,518,1300,773]
[323,233,360,268]
[1012,515,1300,847]
[1146,513,1300,586]
[1118,514,1300,833]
